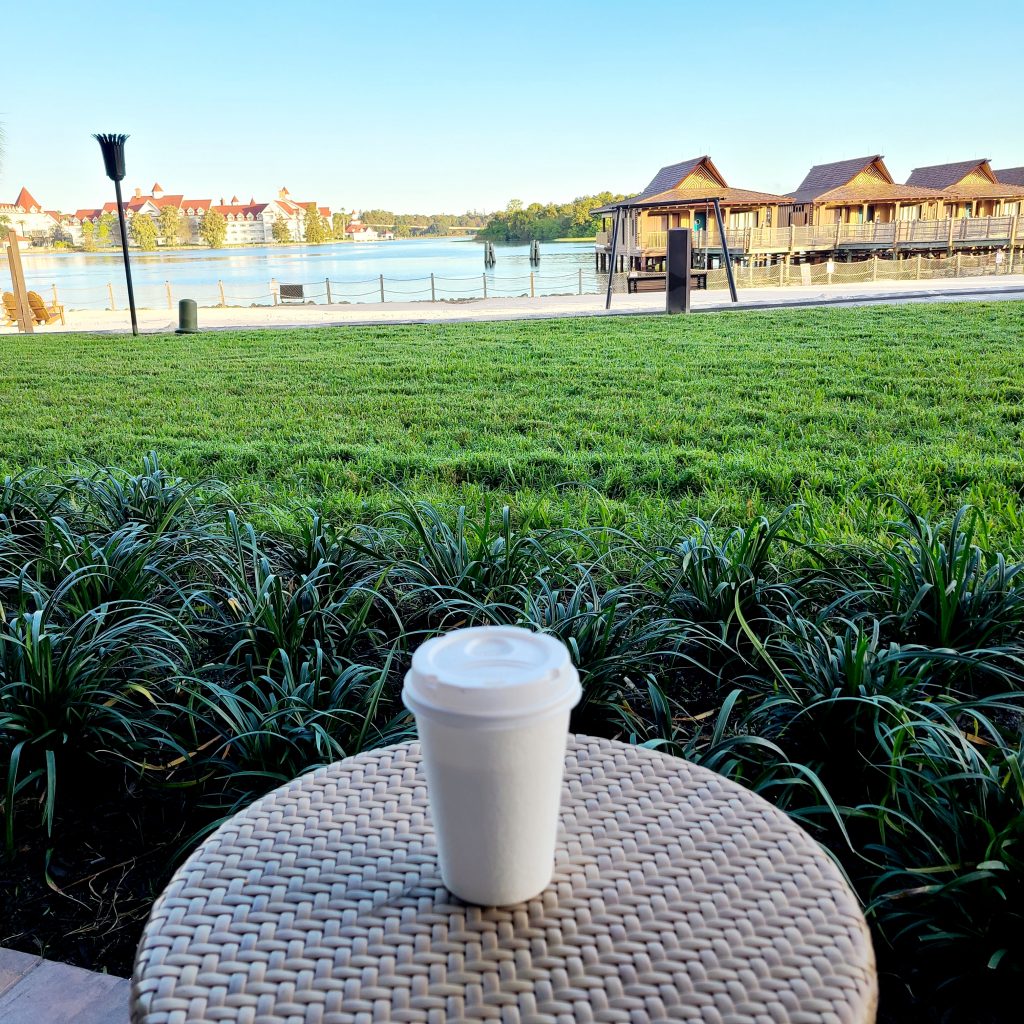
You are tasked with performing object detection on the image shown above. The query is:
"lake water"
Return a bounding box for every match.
[18,238,600,310]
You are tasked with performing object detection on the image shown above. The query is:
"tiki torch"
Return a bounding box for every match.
[94,133,138,335]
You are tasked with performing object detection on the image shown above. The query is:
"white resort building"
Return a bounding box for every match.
[15,182,337,248]
[0,188,63,244]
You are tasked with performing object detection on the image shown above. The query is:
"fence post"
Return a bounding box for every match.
[871,256,878,282]
[52,283,59,307]
[955,253,962,277]
[218,280,226,306]
[778,257,785,286]
[529,271,535,298]
[379,274,385,303]
[748,260,754,286]
[430,273,436,302]
[916,255,922,280]
[271,278,279,305]
[108,282,116,310]
[165,281,172,309]
[325,278,332,304]
[482,273,487,299]
[578,267,583,295]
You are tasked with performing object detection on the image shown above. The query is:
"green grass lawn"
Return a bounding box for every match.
[2,301,1023,542]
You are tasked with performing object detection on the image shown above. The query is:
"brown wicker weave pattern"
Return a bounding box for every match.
[132,736,876,1024]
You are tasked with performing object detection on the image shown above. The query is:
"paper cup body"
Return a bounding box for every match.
[403,626,581,906]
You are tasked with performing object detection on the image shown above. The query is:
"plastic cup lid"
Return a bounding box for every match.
[403,626,581,720]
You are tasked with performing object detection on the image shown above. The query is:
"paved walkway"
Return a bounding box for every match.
[3,274,1023,334]
[0,948,128,1023]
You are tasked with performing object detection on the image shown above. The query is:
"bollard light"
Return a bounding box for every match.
[175,298,198,334]
[94,133,138,336]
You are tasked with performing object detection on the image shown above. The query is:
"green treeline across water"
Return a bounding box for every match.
[478,193,627,242]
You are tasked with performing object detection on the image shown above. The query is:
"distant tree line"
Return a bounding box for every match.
[478,193,626,242]
[359,210,489,237]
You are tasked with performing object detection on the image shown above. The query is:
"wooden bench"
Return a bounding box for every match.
[627,271,708,294]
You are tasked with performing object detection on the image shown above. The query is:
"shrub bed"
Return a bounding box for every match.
[1,458,1021,1022]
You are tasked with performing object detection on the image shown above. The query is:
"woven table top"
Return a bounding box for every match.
[132,735,876,1024]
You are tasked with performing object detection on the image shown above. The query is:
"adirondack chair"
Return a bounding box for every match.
[2,291,18,325]
[27,291,65,326]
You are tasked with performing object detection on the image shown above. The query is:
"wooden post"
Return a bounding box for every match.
[748,260,754,286]
[916,254,922,280]
[1009,215,1018,274]
[107,282,117,310]
[165,281,172,309]
[947,215,955,255]
[779,258,785,286]
[325,278,332,304]
[955,252,962,277]
[530,271,535,298]
[871,256,878,282]
[51,283,59,307]
[430,273,436,302]
[604,208,620,310]
[482,273,487,299]
[5,230,33,333]
[218,280,226,306]
[578,267,583,295]
[379,274,385,303]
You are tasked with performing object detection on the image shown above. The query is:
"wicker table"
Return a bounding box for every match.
[132,736,876,1024]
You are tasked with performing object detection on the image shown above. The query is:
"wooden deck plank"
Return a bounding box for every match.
[0,954,129,1024]
[0,947,42,997]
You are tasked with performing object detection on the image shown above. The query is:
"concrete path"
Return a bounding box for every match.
[0,948,129,1023]
[2,274,1022,334]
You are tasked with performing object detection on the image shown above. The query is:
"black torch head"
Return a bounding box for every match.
[94,133,129,182]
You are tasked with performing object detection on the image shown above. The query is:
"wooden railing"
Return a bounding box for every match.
[598,216,1018,254]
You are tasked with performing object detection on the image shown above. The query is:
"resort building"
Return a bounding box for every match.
[64,185,213,245]
[0,187,61,243]
[344,216,393,241]
[61,185,333,246]
[210,197,307,244]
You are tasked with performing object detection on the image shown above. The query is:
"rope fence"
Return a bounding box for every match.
[611,251,1020,294]
[12,254,1021,312]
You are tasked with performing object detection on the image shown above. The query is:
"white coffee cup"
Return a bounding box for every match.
[403,625,581,906]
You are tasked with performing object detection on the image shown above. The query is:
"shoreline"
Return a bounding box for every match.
[18,233,487,258]
[4,274,1022,334]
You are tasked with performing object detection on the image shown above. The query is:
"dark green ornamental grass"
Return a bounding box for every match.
[0,457,1021,1023]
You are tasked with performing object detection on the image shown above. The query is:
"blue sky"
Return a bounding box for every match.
[3,0,1023,214]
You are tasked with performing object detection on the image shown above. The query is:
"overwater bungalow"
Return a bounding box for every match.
[778,156,945,227]
[995,166,1024,186]
[906,159,1024,218]
[593,156,792,272]
[595,152,1024,270]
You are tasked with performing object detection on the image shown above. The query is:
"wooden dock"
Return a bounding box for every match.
[0,948,129,1023]
[596,215,1021,270]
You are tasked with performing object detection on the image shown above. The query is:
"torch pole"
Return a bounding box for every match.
[113,178,138,335]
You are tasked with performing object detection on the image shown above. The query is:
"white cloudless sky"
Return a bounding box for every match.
[3,0,1023,213]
